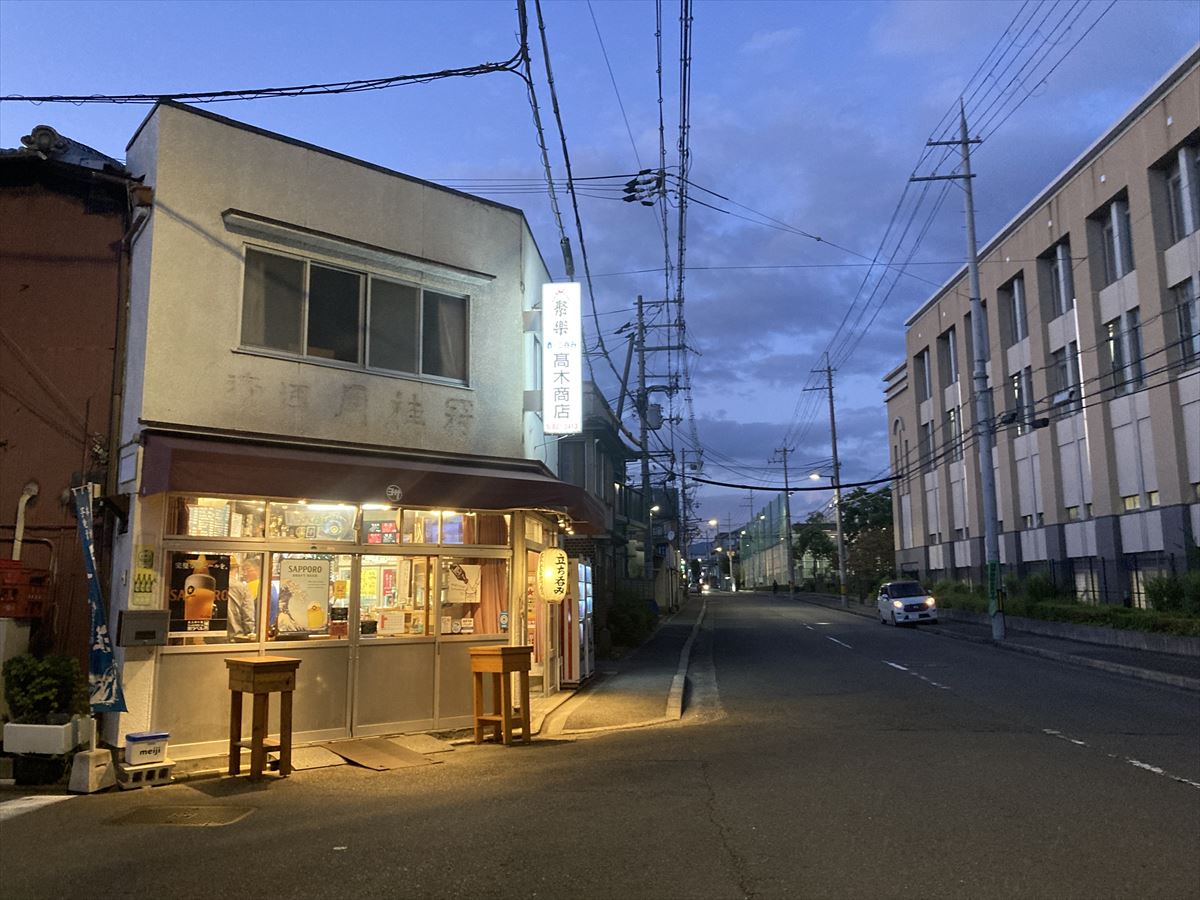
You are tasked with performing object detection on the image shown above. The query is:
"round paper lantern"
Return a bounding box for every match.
[537,549,569,603]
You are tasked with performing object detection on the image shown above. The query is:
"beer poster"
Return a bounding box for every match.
[277,557,331,634]
[168,552,231,633]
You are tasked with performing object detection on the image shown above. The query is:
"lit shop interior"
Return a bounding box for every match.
[135,493,591,758]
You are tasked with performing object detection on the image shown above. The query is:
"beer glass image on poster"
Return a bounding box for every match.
[168,553,231,633]
[277,558,331,635]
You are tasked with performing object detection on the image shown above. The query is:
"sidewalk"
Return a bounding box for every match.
[795,592,1200,692]
[538,597,706,735]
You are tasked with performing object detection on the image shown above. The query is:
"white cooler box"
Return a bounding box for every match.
[124,731,170,765]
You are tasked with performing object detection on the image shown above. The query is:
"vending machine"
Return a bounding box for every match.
[560,558,595,686]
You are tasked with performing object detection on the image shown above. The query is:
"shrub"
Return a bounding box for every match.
[2,654,86,724]
[1145,575,1185,613]
[1021,573,1065,605]
[607,588,656,649]
[1182,571,1200,616]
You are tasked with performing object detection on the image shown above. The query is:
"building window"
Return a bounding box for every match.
[919,421,935,471]
[1010,366,1033,434]
[1099,197,1134,286]
[1105,309,1143,394]
[1173,281,1200,365]
[1166,145,1199,245]
[1121,494,1141,512]
[1065,505,1080,521]
[1147,491,1160,508]
[914,349,932,402]
[937,327,958,387]
[1021,514,1034,528]
[1001,275,1028,347]
[1050,341,1082,413]
[944,406,963,461]
[241,246,469,383]
[1049,240,1075,318]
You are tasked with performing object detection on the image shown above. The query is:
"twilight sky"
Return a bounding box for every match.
[1,0,1196,529]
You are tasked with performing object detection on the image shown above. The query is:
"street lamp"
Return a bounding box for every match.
[810,471,848,607]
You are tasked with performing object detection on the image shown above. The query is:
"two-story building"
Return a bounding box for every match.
[104,102,603,757]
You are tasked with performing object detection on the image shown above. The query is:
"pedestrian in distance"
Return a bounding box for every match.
[772,579,779,594]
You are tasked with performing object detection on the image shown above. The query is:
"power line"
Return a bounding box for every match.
[0,55,523,105]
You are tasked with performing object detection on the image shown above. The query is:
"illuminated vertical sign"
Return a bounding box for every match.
[542,282,582,434]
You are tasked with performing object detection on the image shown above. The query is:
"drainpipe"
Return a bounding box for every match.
[13,481,39,561]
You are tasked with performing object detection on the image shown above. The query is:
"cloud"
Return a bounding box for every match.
[740,27,804,54]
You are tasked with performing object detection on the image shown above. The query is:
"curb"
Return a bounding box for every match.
[666,599,707,720]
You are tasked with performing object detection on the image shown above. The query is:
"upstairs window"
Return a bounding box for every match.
[1010,367,1033,435]
[1166,144,1199,245]
[999,276,1027,348]
[1050,341,1082,414]
[241,247,469,383]
[1105,308,1144,394]
[913,349,932,403]
[1173,280,1199,366]
[937,327,958,387]
[1049,240,1075,318]
[1099,197,1134,286]
[943,406,963,462]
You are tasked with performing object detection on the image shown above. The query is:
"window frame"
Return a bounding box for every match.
[239,244,471,386]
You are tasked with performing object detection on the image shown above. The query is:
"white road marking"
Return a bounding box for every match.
[804,625,814,631]
[1043,728,1200,790]
[882,660,952,690]
[814,622,832,626]
[0,794,74,823]
[826,637,852,649]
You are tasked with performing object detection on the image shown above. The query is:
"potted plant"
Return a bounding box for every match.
[2,654,89,756]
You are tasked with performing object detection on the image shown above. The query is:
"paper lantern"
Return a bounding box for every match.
[537,549,569,603]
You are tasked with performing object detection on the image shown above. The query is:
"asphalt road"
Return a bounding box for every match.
[2,592,1197,899]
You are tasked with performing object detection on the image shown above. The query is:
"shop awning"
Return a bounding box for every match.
[139,432,609,533]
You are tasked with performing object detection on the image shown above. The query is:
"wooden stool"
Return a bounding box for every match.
[225,656,301,777]
[470,646,532,745]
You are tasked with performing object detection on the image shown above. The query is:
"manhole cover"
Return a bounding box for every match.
[112,806,254,826]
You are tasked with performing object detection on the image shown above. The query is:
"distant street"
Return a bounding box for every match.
[3,592,1198,899]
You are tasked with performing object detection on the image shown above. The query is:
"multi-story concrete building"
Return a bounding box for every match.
[886,48,1200,607]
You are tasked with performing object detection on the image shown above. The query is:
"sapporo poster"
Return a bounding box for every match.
[168,552,231,633]
[276,558,331,634]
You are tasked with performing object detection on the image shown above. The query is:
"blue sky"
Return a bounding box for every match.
[2,0,1197,528]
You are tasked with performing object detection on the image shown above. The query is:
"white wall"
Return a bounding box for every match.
[125,104,548,461]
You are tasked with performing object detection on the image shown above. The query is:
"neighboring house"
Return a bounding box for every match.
[558,381,639,658]
[0,126,147,671]
[104,102,603,757]
[885,49,1200,606]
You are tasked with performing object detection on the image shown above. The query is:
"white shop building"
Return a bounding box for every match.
[104,102,601,758]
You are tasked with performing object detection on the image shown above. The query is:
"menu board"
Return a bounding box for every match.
[276,558,331,634]
[186,505,231,537]
[364,510,400,545]
[168,552,231,633]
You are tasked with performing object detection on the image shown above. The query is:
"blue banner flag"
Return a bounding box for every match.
[72,485,127,713]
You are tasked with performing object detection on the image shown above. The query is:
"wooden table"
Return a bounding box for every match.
[225,656,301,777]
[469,646,532,746]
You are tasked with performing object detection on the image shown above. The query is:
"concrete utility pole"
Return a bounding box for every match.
[822,359,849,607]
[772,446,797,592]
[916,101,1005,640]
[636,294,653,591]
[724,512,738,592]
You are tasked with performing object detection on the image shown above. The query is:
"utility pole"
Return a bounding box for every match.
[772,445,797,593]
[823,358,848,607]
[636,294,653,593]
[916,102,1005,640]
[724,512,738,592]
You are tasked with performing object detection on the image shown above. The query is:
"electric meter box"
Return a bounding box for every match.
[117,609,169,646]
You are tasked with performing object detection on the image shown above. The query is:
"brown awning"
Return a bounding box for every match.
[139,432,608,533]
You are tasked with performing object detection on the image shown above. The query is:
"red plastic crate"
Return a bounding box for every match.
[0,562,49,618]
